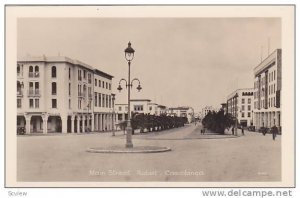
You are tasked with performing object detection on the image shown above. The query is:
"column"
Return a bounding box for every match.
[95,114,98,131]
[104,114,107,131]
[99,114,102,131]
[61,114,68,134]
[91,114,95,132]
[42,114,48,134]
[71,115,75,133]
[25,114,31,134]
[108,114,111,130]
[82,116,86,133]
[77,115,81,133]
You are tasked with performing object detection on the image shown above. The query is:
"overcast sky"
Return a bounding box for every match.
[18,18,281,112]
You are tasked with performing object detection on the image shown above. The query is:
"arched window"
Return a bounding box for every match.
[35,65,39,72]
[52,66,56,78]
[29,66,33,72]
[52,82,57,95]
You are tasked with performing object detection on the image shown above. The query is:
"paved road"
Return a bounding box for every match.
[17,124,281,182]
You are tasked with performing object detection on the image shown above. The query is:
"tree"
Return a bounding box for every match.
[202,109,235,134]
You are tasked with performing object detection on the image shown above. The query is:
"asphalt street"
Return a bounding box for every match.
[17,124,281,182]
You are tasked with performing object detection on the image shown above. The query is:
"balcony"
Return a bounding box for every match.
[17,72,23,78]
[29,72,40,78]
[28,89,41,97]
[17,90,23,97]
[78,92,85,98]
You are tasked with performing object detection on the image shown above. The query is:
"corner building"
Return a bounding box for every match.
[253,49,282,131]
[17,56,114,134]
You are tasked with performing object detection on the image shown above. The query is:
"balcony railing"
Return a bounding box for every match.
[78,92,85,98]
[17,72,23,78]
[17,90,23,96]
[29,72,40,78]
[28,89,41,97]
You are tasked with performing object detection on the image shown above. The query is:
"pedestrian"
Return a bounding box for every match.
[271,125,278,140]
[203,127,206,134]
[241,126,244,135]
[231,127,234,135]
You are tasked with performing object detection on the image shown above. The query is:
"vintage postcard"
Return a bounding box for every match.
[5,5,295,187]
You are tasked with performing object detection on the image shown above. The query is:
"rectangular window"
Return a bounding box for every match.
[69,68,71,80]
[69,83,71,96]
[248,112,251,117]
[35,99,39,108]
[95,79,97,86]
[241,105,245,111]
[248,98,251,104]
[109,95,111,108]
[274,70,276,81]
[95,92,97,107]
[99,80,101,87]
[248,105,251,111]
[52,99,57,108]
[109,83,111,90]
[102,94,105,108]
[83,70,86,79]
[119,106,122,111]
[106,95,108,107]
[102,81,104,88]
[69,99,71,109]
[106,82,108,89]
[17,99,21,108]
[242,99,245,104]
[99,93,101,107]
[29,99,34,108]
[242,112,245,117]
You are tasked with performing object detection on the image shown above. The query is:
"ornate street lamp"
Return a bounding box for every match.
[118,42,142,148]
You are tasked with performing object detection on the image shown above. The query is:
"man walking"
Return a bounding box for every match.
[271,125,278,140]
[241,126,244,135]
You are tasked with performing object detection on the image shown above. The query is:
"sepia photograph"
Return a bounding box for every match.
[5,5,295,187]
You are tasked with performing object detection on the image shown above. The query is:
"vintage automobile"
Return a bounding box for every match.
[17,126,26,135]
[248,126,256,132]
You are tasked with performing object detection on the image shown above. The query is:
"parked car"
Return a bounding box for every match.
[17,126,26,135]
[248,126,255,131]
[258,127,269,135]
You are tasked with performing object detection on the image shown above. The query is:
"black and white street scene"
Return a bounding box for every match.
[13,7,287,185]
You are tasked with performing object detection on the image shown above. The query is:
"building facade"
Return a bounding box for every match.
[227,88,254,127]
[201,106,214,118]
[253,49,281,130]
[167,106,194,123]
[17,56,114,134]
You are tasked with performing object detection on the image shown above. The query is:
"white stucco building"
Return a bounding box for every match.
[114,99,168,124]
[17,55,115,134]
[227,88,254,127]
[253,49,281,131]
[167,106,194,123]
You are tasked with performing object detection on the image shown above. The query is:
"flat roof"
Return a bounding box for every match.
[18,55,113,79]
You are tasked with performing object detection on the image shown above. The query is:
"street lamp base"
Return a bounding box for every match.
[125,143,133,148]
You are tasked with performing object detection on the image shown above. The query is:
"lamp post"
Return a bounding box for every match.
[111,93,116,136]
[117,42,142,148]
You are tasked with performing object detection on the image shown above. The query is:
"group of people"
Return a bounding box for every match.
[230,125,279,140]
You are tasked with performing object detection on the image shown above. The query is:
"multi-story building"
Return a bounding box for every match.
[17,56,114,134]
[227,88,254,127]
[114,99,167,125]
[202,106,214,118]
[167,106,194,123]
[253,49,281,130]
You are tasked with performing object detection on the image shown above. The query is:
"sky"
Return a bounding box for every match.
[17,18,281,112]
